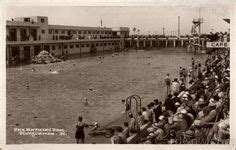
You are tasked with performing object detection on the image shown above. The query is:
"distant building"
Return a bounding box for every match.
[6,16,129,64]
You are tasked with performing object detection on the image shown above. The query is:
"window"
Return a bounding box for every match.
[100,43,103,46]
[58,45,61,49]
[81,44,84,48]
[96,43,99,46]
[41,30,45,34]
[48,29,53,34]
[104,43,107,46]
[108,43,111,46]
[86,44,90,47]
[44,45,50,50]
[101,31,104,34]
[55,30,59,34]
[70,45,74,49]
[61,30,65,34]
[83,31,87,34]
[64,45,67,49]
[88,31,91,34]
[41,18,45,23]
[24,18,30,22]
[78,31,81,34]
[52,45,55,50]
[76,44,79,48]
[72,30,76,34]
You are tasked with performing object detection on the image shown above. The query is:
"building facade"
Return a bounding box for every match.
[6,16,129,64]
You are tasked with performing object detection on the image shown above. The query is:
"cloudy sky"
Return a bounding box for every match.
[6,5,231,35]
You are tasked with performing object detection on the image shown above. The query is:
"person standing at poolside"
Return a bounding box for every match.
[164,73,171,95]
[191,57,195,69]
[75,116,88,144]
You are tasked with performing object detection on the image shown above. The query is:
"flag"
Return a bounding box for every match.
[223,19,230,24]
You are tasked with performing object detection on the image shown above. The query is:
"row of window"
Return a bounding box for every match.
[44,29,113,35]
[49,42,119,50]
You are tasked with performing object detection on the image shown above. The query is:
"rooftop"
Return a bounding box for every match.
[6,20,40,27]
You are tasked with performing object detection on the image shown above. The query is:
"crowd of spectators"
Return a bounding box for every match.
[110,48,230,144]
[128,31,230,43]
[54,34,121,41]
[140,48,230,144]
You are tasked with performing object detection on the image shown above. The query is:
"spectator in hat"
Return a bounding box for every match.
[210,95,223,111]
[173,92,181,104]
[185,105,196,120]
[142,107,151,123]
[153,100,162,122]
[163,94,176,114]
[147,104,154,123]
[111,126,127,144]
[174,102,181,113]
[180,109,193,128]
[197,105,218,124]
[121,99,130,114]
[182,129,195,144]
[193,98,207,113]
[169,113,188,138]
[154,128,165,144]
[137,111,145,127]
[171,78,180,94]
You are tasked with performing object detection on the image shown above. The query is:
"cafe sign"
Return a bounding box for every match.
[206,42,230,48]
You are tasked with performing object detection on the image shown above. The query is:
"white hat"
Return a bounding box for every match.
[173,116,181,122]
[218,92,224,98]
[147,127,155,133]
[193,120,201,126]
[182,94,188,98]
[180,109,187,114]
[208,102,216,107]
[148,133,155,138]
[144,140,152,144]
[159,115,165,121]
[175,102,180,106]
[209,98,214,103]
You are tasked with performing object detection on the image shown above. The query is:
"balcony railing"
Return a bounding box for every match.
[6,38,122,45]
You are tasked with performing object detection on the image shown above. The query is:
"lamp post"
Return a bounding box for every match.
[178,16,180,37]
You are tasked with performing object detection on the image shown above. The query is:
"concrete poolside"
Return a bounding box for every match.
[6,48,206,144]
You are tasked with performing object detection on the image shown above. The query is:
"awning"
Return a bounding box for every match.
[223,19,230,24]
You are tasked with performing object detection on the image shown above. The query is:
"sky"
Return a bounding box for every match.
[6,5,231,35]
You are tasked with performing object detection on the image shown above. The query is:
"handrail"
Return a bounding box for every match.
[125,95,142,118]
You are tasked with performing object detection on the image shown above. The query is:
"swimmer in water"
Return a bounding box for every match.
[83,97,88,105]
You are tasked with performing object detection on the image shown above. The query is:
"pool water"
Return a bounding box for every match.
[6,48,206,144]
